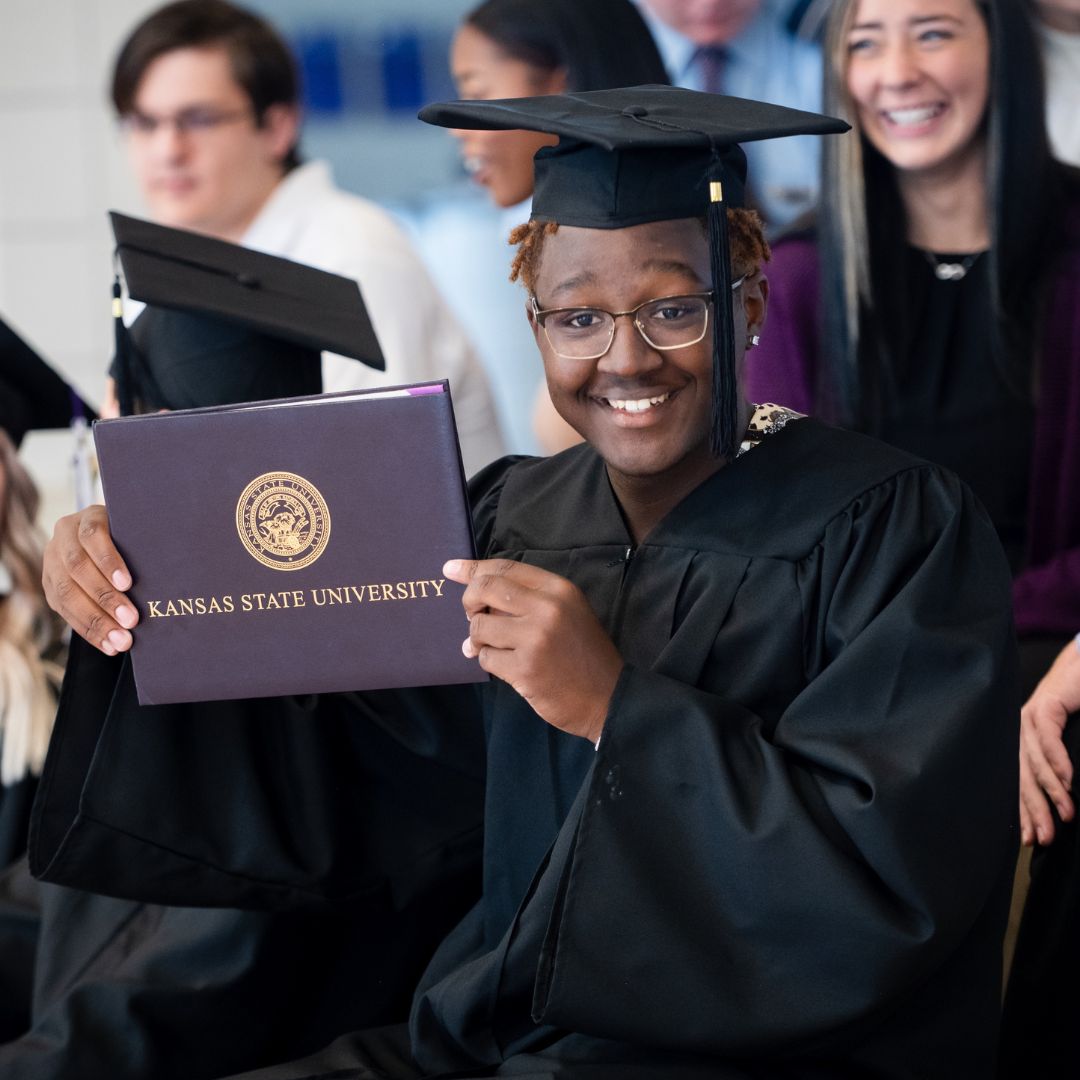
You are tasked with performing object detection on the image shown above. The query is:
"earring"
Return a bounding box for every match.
[748,334,760,347]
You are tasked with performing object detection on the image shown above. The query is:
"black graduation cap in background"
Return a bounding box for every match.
[110,212,385,416]
[0,315,95,447]
[420,86,848,458]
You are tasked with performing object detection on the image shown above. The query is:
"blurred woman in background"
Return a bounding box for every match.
[0,428,63,869]
[446,0,670,453]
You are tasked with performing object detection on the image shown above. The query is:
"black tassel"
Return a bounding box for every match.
[707,178,738,459]
[112,276,134,417]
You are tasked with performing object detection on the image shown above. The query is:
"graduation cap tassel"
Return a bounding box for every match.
[707,178,739,460]
[112,275,135,417]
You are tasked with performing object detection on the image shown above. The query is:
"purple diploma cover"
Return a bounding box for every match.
[93,382,485,704]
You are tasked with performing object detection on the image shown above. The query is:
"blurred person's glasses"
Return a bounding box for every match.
[529,278,745,361]
[120,107,253,138]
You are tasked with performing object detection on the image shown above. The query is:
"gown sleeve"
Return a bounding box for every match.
[28,458,524,911]
[531,464,1019,1056]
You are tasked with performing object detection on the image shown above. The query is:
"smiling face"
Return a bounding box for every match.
[844,0,990,179]
[529,218,765,485]
[124,46,298,240]
[449,23,566,208]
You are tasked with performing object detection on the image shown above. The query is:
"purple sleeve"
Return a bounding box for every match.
[745,237,821,415]
[1013,553,1080,637]
[1016,226,1080,636]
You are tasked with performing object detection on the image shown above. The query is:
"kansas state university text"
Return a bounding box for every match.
[145,578,447,619]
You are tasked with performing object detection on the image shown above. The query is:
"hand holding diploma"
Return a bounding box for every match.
[43,505,138,655]
[445,558,623,745]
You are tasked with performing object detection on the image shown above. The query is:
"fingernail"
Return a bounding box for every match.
[115,605,137,629]
[1021,828,1031,845]
[107,629,131,651]
[101,638,117,657]
[112,570,131,590]
[462,637,475,658]
[1037,826,1047,844]
[444,559,462,576]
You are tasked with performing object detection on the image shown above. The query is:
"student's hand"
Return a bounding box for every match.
[444,558,622,744]
[42,505,139,655]
[1019,640,1080,845]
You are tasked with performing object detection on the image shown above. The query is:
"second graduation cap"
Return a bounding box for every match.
[420,86,848,458]
[0,315,95,447]
[110,212,386,416]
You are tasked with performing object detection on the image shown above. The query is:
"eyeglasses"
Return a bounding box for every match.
[120,107,253,139]
[530,278,746,361]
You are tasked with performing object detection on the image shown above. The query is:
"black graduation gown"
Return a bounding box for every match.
[0,777,36,869]
[30,420,1019,1079]
[11,663,485,1077]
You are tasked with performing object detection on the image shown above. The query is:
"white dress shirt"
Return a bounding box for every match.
[636,0,823,229]
[242,161,506,476]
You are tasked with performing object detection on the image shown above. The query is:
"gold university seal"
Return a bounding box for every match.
[236,472,331,571]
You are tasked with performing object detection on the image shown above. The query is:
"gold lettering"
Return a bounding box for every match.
[416,581,430,598]
[208,597,223,614]
[164,601,180,617]
[381,583,395,601]
[366,584,381,601]
[195,598,207,615]
[326,587,344,605]
[223,595,234,612]
[291,590,306,608]
[147,600,164,618]
[408,581,417,598]
[241,594,253,612]
[431,579,445,598]
[265,593,282,610]
[349,586,365,603]
[253,592,268,610]
[395,582,409,599]
[178,599,195,616]
[311,588,327,607]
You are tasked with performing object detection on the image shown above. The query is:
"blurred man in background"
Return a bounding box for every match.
[636,0,823,227]
[106,0,504,474]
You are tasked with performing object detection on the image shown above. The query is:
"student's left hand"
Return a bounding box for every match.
[1019,639,1080,845]
[444,558,623,744]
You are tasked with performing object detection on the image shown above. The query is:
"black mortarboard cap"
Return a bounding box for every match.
[109,211,385,415]
[420,86,848,458]
[0,315,95,447]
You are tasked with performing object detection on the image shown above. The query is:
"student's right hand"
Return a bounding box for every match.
[42,505,139,655]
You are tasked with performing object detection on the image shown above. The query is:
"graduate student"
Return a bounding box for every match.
[0,247,485,1080]
[38,87,1018,1078]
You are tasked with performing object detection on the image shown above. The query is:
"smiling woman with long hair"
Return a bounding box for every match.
[749,0,1080,735]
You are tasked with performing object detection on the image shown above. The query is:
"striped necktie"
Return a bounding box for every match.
[693,45,728,96]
